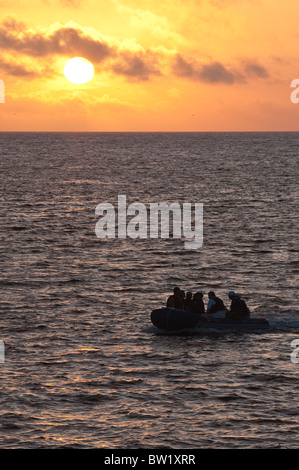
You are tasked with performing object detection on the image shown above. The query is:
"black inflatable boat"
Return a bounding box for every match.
[151,307,270,332]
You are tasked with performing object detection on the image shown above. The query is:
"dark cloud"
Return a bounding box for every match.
[54,28,114,63]
[173,54,269,84]
[0,19,115,63]
[173,54,238,84]
[172,54,196,78]
[112,51,161,81]
[1,17,26,32]
[244,61,268,78]
[198,61,236,84]
[0,59,41,78]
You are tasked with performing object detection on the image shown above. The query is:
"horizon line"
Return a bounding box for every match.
[1,130,299,133]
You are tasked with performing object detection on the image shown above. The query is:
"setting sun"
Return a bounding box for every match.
[64,57,94,85]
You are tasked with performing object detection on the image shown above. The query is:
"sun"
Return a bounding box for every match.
[64,57,94,85]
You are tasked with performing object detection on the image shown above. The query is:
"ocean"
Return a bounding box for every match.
[0,132,298,449]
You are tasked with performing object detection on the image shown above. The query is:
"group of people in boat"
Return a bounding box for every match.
[166,287,250,319]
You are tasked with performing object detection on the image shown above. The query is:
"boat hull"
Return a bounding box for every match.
[151,308,269,332]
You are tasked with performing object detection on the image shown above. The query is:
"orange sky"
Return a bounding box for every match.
[0,0,298,131]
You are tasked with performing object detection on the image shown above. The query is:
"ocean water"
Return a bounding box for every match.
[0,131,298,449]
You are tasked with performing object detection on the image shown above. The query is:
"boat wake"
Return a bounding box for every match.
[267,310,299,331]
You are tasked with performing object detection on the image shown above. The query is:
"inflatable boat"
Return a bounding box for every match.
[151,307,270,332]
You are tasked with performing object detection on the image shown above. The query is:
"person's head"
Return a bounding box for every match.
[193,292,203,300]
[173,286,180,296]
[227,291,236,300]
[186,291,192,299]
[208,291,216,299]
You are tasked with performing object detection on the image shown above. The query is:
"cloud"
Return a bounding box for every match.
[172,54,196,78]
[114,4,186,45]
[0,18,115,63]
[0,61,40,78]
[244,61,268,78]
[172,54,269,84]
[199,61,237,84]
[173,54,240,84]
[112,50,162,81]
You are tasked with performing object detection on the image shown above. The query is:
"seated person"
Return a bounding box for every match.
[226,291,250,319]
[206,291,227,315]
[166,286,184,310]
[191,292,205,314]
[184,291,193,311]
